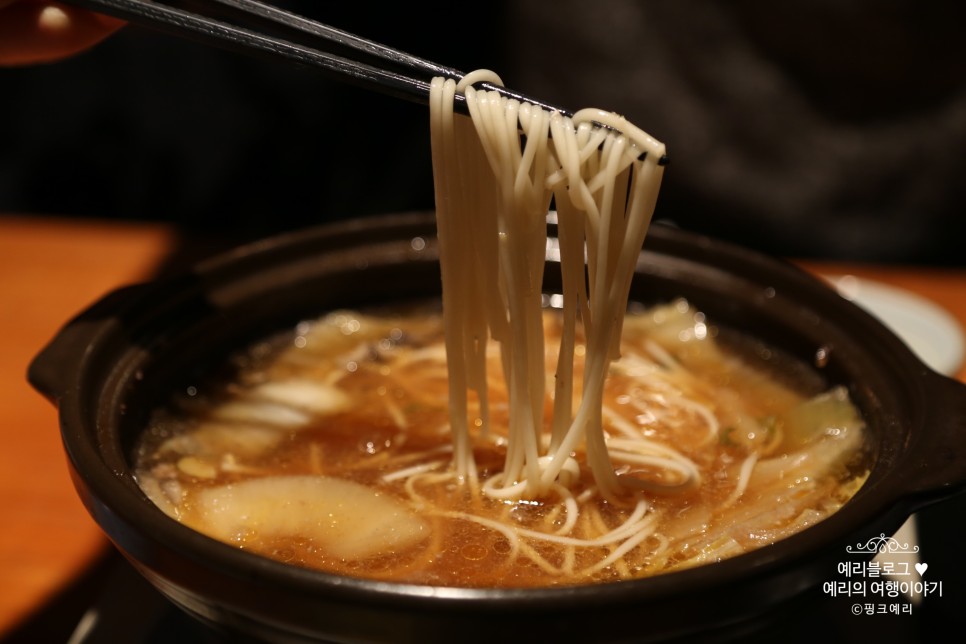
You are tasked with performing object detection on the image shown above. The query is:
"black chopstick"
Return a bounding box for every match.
[65,0,666,163]
[62,0,567,117]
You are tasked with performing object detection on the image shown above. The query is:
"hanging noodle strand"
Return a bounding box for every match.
[430,73,669,500]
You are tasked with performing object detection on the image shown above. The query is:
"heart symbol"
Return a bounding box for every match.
[915,563,928,576]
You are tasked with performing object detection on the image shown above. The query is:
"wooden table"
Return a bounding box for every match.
[0,215,175,638]
[1,214,964,638]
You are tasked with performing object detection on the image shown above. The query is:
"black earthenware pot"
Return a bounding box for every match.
[28,212,966,643]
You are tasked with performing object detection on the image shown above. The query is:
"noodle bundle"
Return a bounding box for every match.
[430,71,668,499]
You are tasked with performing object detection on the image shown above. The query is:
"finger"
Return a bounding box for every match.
[0,0,125,66]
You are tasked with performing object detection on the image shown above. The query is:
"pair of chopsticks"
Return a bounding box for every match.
[66,0,668,164]
[63,0,567,118]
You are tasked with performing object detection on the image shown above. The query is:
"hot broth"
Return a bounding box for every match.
[136,301,867,588]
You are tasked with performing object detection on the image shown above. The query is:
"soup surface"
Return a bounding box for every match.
[135,301,867,588]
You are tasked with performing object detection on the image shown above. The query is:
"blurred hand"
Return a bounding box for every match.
[0,0,124,65]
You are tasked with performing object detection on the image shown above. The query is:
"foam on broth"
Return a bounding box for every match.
[135,300,867,588]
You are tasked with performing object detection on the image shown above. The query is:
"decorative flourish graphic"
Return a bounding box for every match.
[846,533,920,555]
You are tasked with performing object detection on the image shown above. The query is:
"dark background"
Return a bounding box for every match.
[1,0,964,264]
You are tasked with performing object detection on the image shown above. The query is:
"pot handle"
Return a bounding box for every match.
[903,372,966,504]
[28,284,146,404]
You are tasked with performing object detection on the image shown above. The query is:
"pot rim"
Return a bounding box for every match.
[29,212,966,611]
